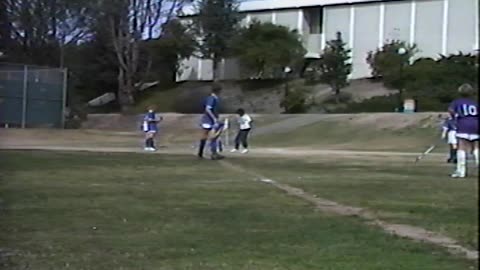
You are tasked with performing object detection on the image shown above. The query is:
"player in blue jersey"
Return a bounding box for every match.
[141,107,162,152]
[198,84,222,159]
[448,84,479,178]
[441,115,457,163]
[209,119,226,160]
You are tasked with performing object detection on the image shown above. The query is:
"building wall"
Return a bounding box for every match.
[250,11,273,23]
[414,0,443,58]
[352,4,380,78]
[383,1,411,43]
[321,0,479,79]
[276,9,300,30]
[177,0,479,82]
[447,0,478,54]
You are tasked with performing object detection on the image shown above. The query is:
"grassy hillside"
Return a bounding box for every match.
[252,113,444,152]
[132,79,394,113]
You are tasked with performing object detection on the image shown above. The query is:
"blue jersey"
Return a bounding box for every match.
[442,118,457,132]
[200,95,219,128]
[142,111,158,132]
[449,98,478,134]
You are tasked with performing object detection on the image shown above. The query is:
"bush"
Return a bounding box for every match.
[322,92,352,104]
[402,53,478,108]
[331,93,452,113]
[64,116,83,129]
[280,86,311,113]
[331,94,399,113]
[366,40,417,89]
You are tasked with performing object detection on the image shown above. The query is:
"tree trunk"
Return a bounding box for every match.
[118,68,135,111]
[0,0,11,51]
[212,56,219,82]
[334,85,340,104]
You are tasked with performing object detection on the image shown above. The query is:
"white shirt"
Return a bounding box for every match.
[238,114,252,130]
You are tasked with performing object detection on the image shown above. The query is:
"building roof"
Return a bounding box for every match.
[180,0,388,16]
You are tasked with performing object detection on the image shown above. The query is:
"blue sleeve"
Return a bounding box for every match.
[205,96,215,110]
[448,101,457,115]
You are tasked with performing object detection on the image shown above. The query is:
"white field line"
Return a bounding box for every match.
[219,160,479,261]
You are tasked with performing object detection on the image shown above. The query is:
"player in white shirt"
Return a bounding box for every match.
[231,108,252,154]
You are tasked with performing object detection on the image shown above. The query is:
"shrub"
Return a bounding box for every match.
[366,40,417,89]
[331,94,400,113]
[322,92,352,104]
[402,53,478,105]
[280,86,311,113]
[331,93,450,113]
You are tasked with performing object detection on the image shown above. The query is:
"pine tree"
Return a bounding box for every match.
[193,0,243,81]
[318,32,352,103]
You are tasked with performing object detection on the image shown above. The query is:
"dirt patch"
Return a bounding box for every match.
[220,160,479,261]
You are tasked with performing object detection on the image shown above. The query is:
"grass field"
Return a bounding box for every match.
[234,156,479,250]
[0,150,477,270]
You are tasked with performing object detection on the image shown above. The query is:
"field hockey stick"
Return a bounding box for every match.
[414,136,445,163]
[414,144,437,163]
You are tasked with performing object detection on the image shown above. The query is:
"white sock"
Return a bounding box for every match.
[473,148,479,166]
[457,150,466,176]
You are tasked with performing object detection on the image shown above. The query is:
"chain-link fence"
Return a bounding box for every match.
[0,63,67,128]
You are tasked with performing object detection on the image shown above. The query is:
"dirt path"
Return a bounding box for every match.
[220,161,479,261]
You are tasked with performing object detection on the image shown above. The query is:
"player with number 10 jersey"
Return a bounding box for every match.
[448,84,478,178]
[448,98,479,141]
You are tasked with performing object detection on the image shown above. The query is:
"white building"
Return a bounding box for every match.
[177,0,479,81]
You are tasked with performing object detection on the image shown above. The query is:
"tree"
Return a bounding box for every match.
[142,19,197,83]
[4,0,94,66]
[317,32,352,103]
[193,0,243,81]
[0,0,11,56]
[402,52,479,106]
[100,0,187,109]
[66,24,119,104]
[232,21,306,79]
[366,40,417,90]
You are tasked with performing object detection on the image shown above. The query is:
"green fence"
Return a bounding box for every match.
[0,64,67,128]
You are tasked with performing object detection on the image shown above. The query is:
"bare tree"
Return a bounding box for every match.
[105,0,186,108]
[5,0,94,66]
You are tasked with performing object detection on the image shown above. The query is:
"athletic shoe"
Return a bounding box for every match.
[230,149,238,153]
[211,153,225,160]
[450,171,466,178]
[241,149,249,154]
